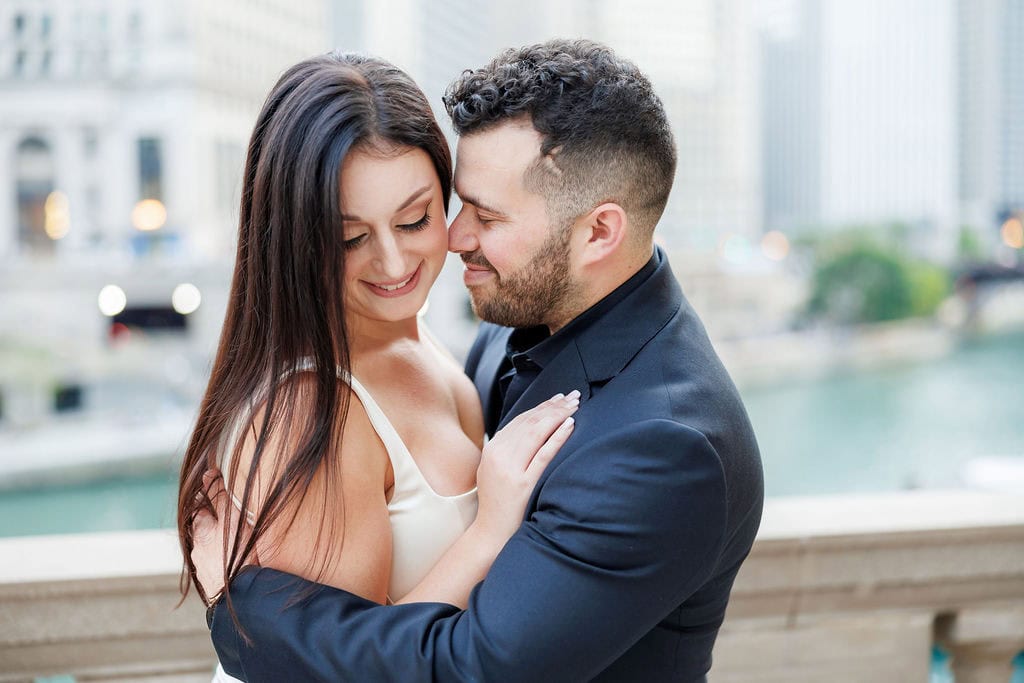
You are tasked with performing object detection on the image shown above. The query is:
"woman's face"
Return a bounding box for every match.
[339,146,448,327]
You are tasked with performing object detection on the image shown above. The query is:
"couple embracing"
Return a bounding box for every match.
[178,38,763,683]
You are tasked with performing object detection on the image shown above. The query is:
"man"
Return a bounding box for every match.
[199,39,763,682]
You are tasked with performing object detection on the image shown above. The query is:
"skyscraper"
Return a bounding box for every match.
[762,0,958,258]
[958,0,1024,240]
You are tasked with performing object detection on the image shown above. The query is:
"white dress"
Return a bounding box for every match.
[212,364,479,682]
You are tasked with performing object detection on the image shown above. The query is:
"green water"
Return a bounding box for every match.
[743,331,1024,496]
[1,331,1021,537]
[0,470,179,537]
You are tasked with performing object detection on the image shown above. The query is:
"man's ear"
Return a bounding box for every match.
[576,202,628,266]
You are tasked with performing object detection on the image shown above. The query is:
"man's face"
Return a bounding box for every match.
[448,121,576,330]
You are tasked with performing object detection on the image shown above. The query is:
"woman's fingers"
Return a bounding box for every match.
[499,390,580,469]
[190,505,226,601]
[473,390,582,544]
[525,416,575,478]
[202,469,227,511]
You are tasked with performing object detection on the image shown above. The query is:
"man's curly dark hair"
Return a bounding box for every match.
[443,38,677,241]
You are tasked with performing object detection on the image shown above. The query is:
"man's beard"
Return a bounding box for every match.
[463,225,576,329]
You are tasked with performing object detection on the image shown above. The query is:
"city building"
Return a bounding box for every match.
[0,0,328,430]
[332,0,766,354]
[1,0,328,261]
[957,0,1024,250]
[761,0,958,259]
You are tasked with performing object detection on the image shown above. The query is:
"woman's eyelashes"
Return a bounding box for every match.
[398,211,431,232]
[342,212,432,251]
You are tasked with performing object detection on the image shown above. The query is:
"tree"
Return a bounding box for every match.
[806,241,950,325]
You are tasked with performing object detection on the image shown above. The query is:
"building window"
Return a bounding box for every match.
[112,306,187,332]
[54,384,83,413]
[83,128,98,158]
[215,140,244,215]
[137,137,164,201]
[41,14,52,38]
[14,49,26,76]
[85,184,101,237]
[15,137,57,254]
[128,11,141,38]
[41,50,52,75]
[13,13,25,35]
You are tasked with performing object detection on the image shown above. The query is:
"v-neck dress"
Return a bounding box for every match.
[217,362,479,599]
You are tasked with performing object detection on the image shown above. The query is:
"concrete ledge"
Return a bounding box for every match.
[0,491,1022,681]
[715,490,1024,683]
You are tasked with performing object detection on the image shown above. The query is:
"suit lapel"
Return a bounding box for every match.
[497,339,591,431]
[472,326,513,435]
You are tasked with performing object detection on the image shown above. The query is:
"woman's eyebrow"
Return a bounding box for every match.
[342,185,432,221]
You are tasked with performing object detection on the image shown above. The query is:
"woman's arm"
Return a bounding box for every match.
[205,384,577,609]
[231,375,394,603]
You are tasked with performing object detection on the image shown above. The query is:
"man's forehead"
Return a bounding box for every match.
[456,122,542,171]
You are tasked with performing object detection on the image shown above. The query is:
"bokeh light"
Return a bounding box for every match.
[44,191,70,240]
[97,285,127,317]
[719,233,753,266]
[171,283,201,315]
[131,199,167,232]
[1001,217,1024,249]
[760,230,790,261]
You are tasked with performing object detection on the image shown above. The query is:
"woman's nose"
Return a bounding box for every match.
[373,231,407,278]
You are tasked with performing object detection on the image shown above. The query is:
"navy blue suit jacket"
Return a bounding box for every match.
[211,248,763,682]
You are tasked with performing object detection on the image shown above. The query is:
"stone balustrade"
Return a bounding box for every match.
[0,490,1021,682]
[712,491,1024,683]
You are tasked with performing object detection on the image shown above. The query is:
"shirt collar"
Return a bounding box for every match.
[505,247,661,368]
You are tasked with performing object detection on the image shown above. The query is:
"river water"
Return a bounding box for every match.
[1,331,1021,537]
[744,330,1024,496]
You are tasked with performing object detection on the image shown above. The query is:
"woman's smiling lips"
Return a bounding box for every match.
[362,263,422,298]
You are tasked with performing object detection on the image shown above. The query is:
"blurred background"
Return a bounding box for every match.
[0,0,1022,540]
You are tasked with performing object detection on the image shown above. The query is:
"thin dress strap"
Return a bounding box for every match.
[218,362,419,524]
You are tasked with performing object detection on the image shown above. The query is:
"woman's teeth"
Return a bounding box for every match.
[376,275,412,291]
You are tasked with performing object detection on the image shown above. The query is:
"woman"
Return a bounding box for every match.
[176,52,577,678]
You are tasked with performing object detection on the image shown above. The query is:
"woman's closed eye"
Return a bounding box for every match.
[343,212,432,251]
[398,211,431,232]
[343,233,367,251]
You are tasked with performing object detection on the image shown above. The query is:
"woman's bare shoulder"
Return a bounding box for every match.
[230,371,394,601]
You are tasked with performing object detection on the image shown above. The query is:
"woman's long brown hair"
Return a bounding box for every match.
[176,52,452,629]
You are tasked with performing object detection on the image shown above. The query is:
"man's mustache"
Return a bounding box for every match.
[460,252,495,271]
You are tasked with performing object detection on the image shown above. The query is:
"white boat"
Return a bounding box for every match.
[961,456,1024,494]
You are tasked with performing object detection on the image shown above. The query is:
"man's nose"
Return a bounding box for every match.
[448,208,477,254]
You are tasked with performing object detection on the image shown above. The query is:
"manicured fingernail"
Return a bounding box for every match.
[563,417,575,427]
[566,390,581,400]
[551,393,564,401]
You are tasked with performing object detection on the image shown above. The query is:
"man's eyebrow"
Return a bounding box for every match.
[455,189,509,218]
[341,185,432,222]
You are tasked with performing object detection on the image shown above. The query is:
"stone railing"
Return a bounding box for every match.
[712,491,1024,683]
[0,531,214,682]
[0,490,1021,682]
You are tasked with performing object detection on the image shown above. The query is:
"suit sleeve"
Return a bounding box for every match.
[211,419,728,682]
